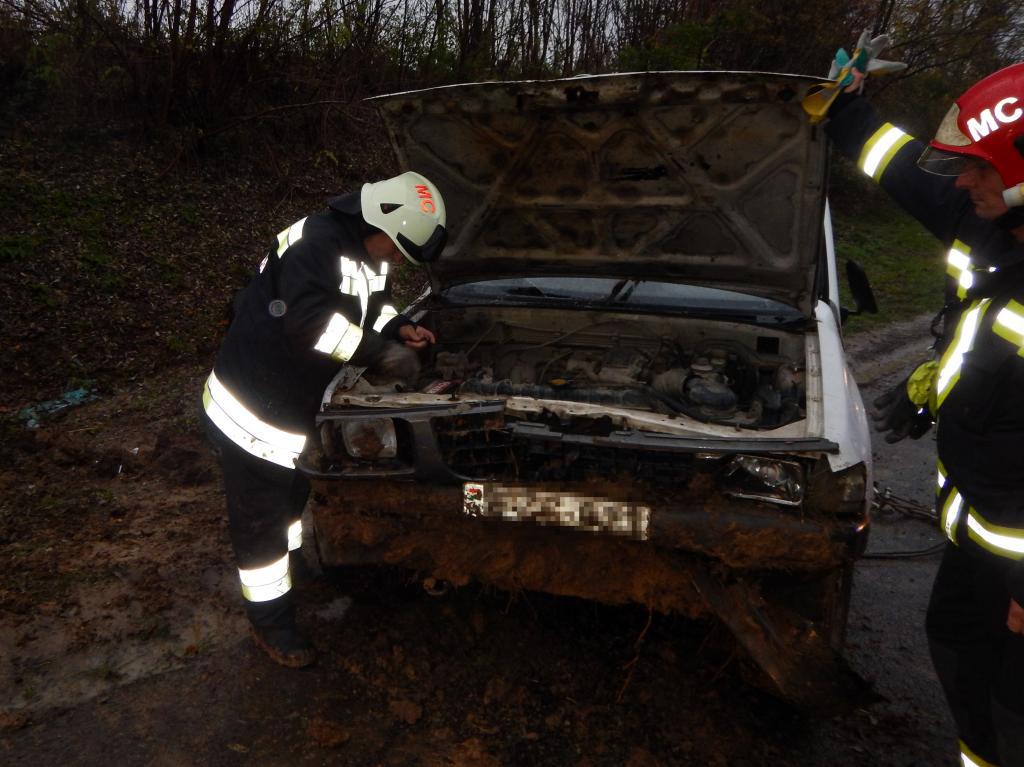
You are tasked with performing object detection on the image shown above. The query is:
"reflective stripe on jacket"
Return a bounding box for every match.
[207,206,414,464]
[933,295,1024,560]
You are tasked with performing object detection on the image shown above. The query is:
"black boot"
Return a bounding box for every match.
[245,594,317,668]
[289,548,320,589]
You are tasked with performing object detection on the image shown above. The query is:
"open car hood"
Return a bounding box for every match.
[371,71,829,314]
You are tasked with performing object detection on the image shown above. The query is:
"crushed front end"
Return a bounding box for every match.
[300,378,870,707]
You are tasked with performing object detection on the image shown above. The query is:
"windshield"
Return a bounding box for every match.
[440,277,804,323]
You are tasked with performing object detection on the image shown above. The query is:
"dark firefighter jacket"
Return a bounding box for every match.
[826,96,1024,603]
[202,194,414,470]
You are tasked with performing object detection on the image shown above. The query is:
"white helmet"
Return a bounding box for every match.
[361,171,448,264]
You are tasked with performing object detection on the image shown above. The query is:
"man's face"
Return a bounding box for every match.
[955,158,1010,220]
[364,231,405,265]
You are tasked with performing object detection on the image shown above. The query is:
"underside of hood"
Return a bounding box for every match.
[371,72,829,313]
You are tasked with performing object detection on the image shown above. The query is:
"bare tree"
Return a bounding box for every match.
[3,0,1021,142]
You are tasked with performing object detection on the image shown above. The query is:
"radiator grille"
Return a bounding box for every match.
[431,412,518,479]
[432,414,696,487]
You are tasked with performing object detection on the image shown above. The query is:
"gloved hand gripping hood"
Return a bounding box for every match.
[371,71,830,314]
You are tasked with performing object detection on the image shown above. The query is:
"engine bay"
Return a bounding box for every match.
[395,308,809,430]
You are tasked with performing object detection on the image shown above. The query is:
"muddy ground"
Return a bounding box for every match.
[1,319,957,766]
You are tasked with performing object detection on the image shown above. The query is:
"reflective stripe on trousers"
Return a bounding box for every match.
[238,521,303,601]
[203,371,305,469]
[287,519,302,552]
[239,552,292,602]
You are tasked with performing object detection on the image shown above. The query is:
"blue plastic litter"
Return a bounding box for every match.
[18,388,98,428]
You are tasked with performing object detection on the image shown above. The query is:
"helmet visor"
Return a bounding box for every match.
[918,146,986,177]
[397,224,448,263]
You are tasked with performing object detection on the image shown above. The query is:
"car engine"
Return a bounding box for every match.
[408,315,806,429]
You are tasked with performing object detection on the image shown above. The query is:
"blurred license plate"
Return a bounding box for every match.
[462,483,649,540]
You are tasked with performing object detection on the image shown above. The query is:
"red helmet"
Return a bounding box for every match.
[919,62,1024,203]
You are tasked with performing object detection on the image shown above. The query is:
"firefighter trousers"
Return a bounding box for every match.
[202,414,310,605]
[926,543,1024,767]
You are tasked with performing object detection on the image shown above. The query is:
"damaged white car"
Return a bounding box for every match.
[298,71,877,707]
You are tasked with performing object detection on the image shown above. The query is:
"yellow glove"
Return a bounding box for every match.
[906,360,938,409]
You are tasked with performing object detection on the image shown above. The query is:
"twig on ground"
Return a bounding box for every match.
[707,646,738,686]
[616,606,654,702]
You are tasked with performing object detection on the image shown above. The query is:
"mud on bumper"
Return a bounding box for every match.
[300,400,872,709]
[305,477,870,709]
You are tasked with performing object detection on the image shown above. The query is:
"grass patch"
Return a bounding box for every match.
[177,201,201,226]
[0,173,47,216]
[391,261,429,309]
[1,170,120,276]
[0,233,41,263]
[0,173,81,221]
[163,334,196,355]
[28,280,59,308]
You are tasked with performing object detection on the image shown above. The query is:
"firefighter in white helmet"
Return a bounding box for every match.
[201,171,447,666]
[814,46,1024,766]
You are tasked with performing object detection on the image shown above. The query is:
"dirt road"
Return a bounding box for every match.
[1,319,958,766]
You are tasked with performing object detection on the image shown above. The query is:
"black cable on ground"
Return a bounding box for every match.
[862,541,947,560]
[862,484,946,560]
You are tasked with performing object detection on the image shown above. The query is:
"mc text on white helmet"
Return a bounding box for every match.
[361,171,447,264]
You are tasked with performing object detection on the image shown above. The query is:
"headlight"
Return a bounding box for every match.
[805,460,869,517]
[721,455,804,507]
[341,418,397,460]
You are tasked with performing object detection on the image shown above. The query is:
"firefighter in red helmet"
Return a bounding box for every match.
[816,52,1024,766]
[919,65,1024,215]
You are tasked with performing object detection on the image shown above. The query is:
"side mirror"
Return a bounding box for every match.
[841,260,878,323]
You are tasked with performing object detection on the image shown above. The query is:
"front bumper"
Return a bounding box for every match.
[306,476,867,575]
[302,398,869,576]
